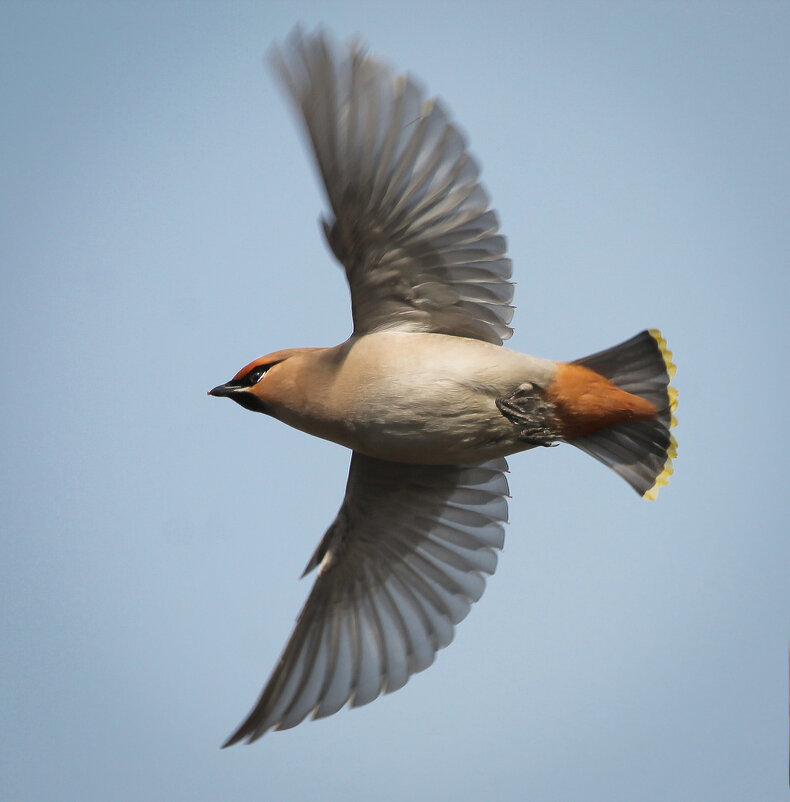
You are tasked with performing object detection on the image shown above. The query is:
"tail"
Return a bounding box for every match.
[569,330,678,499]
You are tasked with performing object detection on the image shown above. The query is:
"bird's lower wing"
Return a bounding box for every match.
[223,453,509,745]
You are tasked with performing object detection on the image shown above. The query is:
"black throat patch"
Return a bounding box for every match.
[229,391,270,415]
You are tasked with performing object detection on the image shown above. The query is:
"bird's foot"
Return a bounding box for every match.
[496,383,563,447]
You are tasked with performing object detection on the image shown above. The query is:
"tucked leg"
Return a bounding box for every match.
[496,383,563,447]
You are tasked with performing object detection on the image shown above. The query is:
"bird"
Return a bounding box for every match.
[209,28,677,746]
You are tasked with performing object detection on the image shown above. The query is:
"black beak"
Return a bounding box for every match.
[208,381,269,414]
[208,382,238,398]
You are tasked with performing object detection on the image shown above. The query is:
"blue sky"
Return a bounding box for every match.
[2,2,789,800]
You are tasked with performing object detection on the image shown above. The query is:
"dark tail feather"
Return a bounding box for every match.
[570,330,678,499]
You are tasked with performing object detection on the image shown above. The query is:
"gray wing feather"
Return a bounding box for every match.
[271,29,515,344]
[223,453,509,745]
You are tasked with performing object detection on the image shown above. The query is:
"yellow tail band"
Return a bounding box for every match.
[643,329,678,500]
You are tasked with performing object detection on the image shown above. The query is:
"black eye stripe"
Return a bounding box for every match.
[248,366,267,384]
[242,359,283,387]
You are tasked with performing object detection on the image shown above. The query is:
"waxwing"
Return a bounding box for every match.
[210,29,677,745]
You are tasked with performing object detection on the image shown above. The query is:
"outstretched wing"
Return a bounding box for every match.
[272,29,515,345]
[223,454,509,745]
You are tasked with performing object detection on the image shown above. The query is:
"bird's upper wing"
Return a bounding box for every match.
[223,453,509,745]
[271,30,515,345]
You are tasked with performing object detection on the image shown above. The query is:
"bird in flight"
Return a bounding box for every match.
[209,29,677,746]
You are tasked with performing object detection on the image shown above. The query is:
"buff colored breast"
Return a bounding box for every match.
[268,332,557,464]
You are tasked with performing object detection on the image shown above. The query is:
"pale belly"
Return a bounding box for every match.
[273,332,557,465]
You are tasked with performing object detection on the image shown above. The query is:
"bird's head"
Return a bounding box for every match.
[208,349,302,415]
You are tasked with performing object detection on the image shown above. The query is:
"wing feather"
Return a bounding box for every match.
[271,30,515,344]
[223,453,509,744]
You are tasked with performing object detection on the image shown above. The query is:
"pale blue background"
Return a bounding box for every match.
[2,2,789,800]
